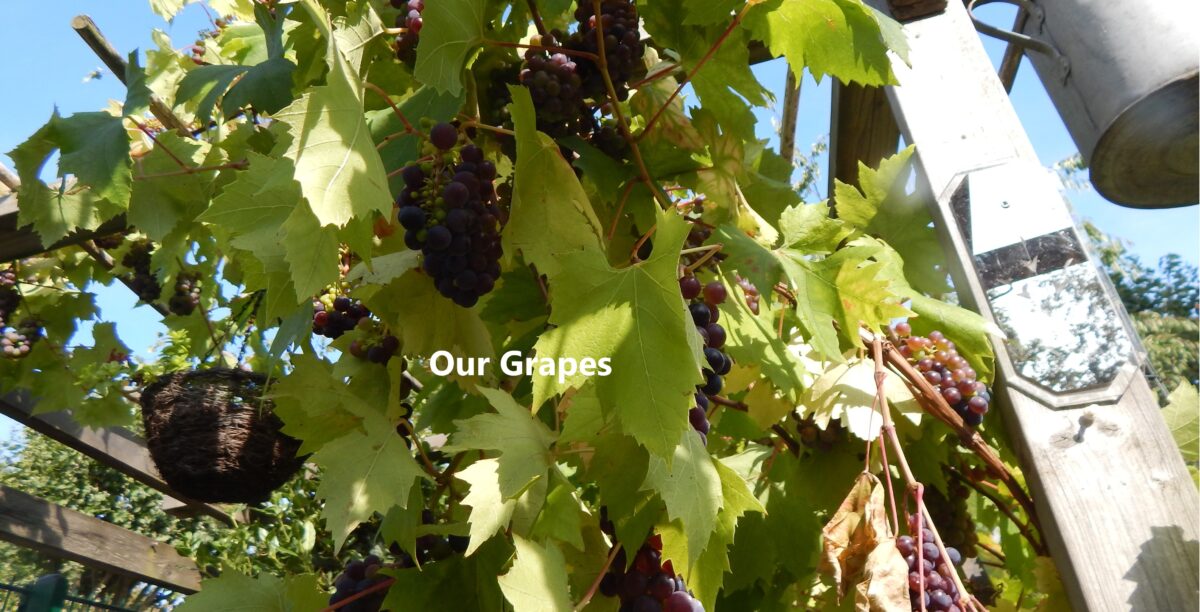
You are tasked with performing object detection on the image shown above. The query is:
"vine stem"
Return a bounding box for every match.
[630,224,656,262]
[399,419,442,480]
[629,63,680,89]
[383,26,407,36]
[526,0,548,37]
[573,543,622,611]
[683,243,723,274]
[458,119,515,137]
[364,81,416,134]
[947,467,1045,554]
[484,39,599,62]
[133,120,190,170]
[639,3,752,141]
[321,577,396,612]
[859,327,1045,551]
[606,182,638,242]
[870,334,978,611]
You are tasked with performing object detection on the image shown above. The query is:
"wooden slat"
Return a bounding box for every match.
[0,392,235,526]
[0,194,127,264]
[0,485,201,593]
[828,81,901,197]
[868,1,1200,609]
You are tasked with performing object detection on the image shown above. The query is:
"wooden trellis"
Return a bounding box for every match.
[0,4,1196,610]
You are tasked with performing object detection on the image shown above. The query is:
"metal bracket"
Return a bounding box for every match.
[967,0,1071,83]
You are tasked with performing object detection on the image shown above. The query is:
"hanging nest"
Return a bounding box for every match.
[139,368,304,504]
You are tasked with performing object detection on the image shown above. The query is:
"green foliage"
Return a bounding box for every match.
[1,0,1076,608]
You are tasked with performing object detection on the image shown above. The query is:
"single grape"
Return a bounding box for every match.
[688,303,710,327]
[679,276,701,300]
[702,282,727,305]
[705,324,726,349]
[894,321,912,336]
[430,123,458,150]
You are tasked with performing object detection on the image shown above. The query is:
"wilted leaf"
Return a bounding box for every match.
[854,537,911,612]
[820,472,892,599]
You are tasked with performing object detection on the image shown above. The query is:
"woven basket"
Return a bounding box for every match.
[139,369,304,504]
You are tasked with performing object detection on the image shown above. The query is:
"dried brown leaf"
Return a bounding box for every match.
[820,472,893,599]
[855,537,912,612]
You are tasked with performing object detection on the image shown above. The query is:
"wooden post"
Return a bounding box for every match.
[866,1,1200,609]
[828,81,901,196]
[0,485,202,593]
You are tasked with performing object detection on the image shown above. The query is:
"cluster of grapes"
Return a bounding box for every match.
[734,275,761,315]
[391,0,424,63]
[893,323,991,427]
[0,268,18,328]
[1,319,41,359]
[518,35,589,136]
[569,0,646,101]
[589,120,628,158]
[680,277,732,445]
[350,333,401,365]
[925,474,979,559]
[900,514,966,612]
[168,273,201,316]
[313,296,370,339]
[475,52,520,128]
[329,555,388,612]
[397,124,505,308]
[121,240,163,303]
[597,511,705,612]
[793,413,845,452]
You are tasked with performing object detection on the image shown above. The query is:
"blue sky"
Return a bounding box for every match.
[0,1,1195,442]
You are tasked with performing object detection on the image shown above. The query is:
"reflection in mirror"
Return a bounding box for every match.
[986,263,1135,393]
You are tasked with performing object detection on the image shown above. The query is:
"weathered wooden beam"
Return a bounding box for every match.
[0,391,236,526]
[0,485,202,593]
[828,81,901,196]
[868,0,1200,609]
[0,193,128,265]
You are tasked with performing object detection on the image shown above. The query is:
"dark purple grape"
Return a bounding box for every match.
[700,370,722,396]
[398,205,426,230]
[689,407,710,435]
[705,324,725,348]
[679,276,701,300]
[430,123,457,150]
[426,225,452,251]
[688,303,710,327]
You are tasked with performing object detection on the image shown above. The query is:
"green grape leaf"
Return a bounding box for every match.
[532,208,702,458]
[835,147,949,295]
[123,52,154,116]
[685,460,766,610]
[1164,381,1199,463]
[744,0,904,86]
[197,152,300,256]
[682,0,744,25]
[380,485,427,564]
[779,201,850,253]
[720,272,809,396]
[643,429,723,570]
[445,388,556,499]
[269,353,371,453]
[414,0,486,96]
[498,536,573,612]
[456,458,522,556]
[176,572,325,612]
[279,203,340,301]
[346,251,422,285]
[506,86,606,279]
[271,5,392,228]
[629,75,705,152]
[558,389,607,446]
[358,270,495,386]
[148,0,189,21]
[312,409,427,549]
[130,133,224,240]
[177,58,295,124]
[530,470,587,551]
[52,112,132,207]
[381,538,511,611]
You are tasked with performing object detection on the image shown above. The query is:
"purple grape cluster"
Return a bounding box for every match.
[329,555,387,612]
[349,332,401,365]
[1,319,40,360]
[893,323,991,427]
[392,0,424,63]
[794,413,845,452]
[168,272,201,316]
[121,240,162,303]
[518,35,589,136]
[680,277,731,445]
[398,124,505,308]
[569,0,646,101]
[597,512,705,612]
[313,297,370,339]
[901,514,966,612]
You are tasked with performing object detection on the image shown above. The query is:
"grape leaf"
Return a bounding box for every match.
[197,152,300,256]
[380,485,427,565]
[506,86,606,279]
[835,147,949,295]
[629,75,705,152]
[643,429,723,570]
[720,272,809,396]
[279,203,340,301]
[381,538,511,611]
[312,409,427,549]
[682,0,744,25]
[684,460,766,610]
[456,458,522,556]
[805,357,922,441]
[176,57,296,124]
[531,207,703,458]
[1163,381,1199,463]
[445,387,556,499]
[530,470,587,551]
[129,133,224,240]
[269,353,371,453]
[53,112,132,208]
[744,0,905,86]
[821,472,890,600]
[148,0,189,21]
[176,572,325,612]
[346,251,421,285]
[414,0,486,96]
[779,201,850,253]
[498,536,573,612]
